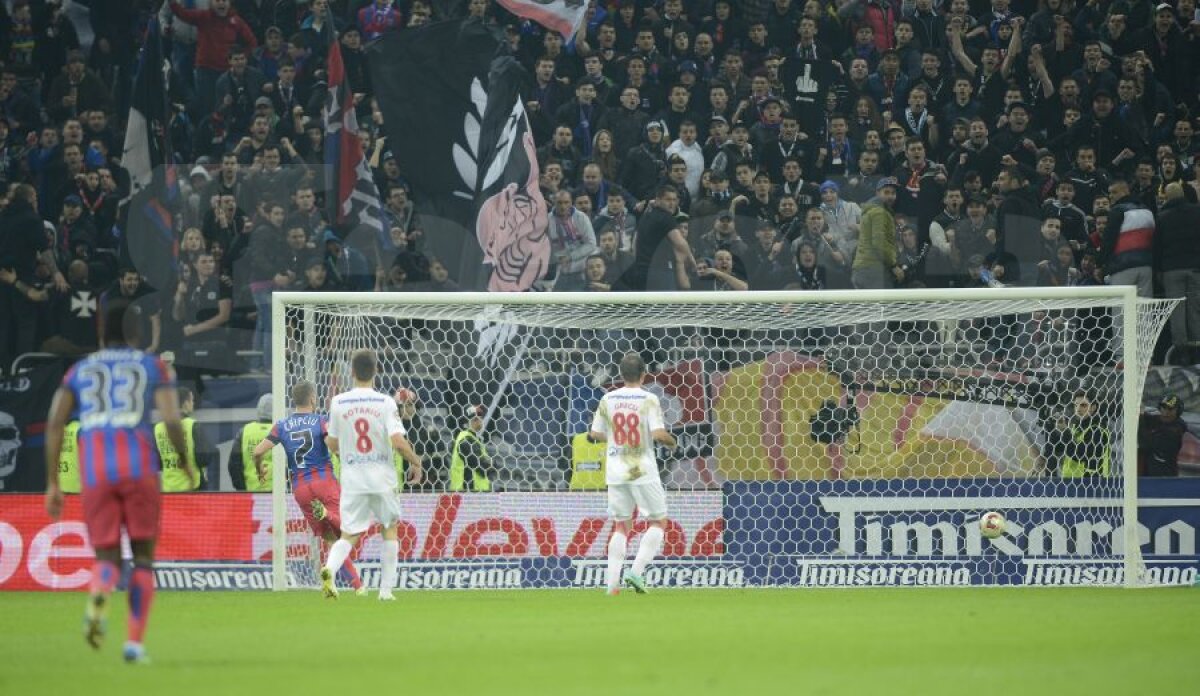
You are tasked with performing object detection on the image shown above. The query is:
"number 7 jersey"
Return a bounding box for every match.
[267,413,335,487]
[590,386,665,485]
[328,388,405,494]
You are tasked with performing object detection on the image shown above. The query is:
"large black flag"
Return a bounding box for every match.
[369,20,550,420]
[0,361,66,492]
[119,17,177,294]
[367,19,548,293]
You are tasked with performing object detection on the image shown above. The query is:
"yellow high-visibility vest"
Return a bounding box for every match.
[450,429,492,492]
[569,432,607,490]
[59,421,81,493]
[241,421,274,492]
[156,418,198,492]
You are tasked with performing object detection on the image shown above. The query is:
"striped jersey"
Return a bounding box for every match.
[266,413,336,486]
[62,348,174,487]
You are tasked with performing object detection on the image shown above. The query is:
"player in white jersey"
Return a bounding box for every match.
[321,349,423,600]
[589,353,677,595]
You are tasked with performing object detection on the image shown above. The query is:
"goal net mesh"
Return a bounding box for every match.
[272,292,1177,590]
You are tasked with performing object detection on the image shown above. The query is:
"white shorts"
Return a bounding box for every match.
[607,481,668,521]
[340,490,404,536]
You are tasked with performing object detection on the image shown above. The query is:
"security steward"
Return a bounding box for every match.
[450,404,495,492]
[156,386,217,490]
[1058,390,1112,478]
[229,394,275,490]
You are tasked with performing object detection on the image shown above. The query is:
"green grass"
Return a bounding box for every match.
[2,588,1198,695]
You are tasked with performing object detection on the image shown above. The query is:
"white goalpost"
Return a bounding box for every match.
[270,287,1180,591]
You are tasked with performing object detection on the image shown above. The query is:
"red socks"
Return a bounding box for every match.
[90,560,118,595]
[342,558,363,590]
[127,567,155,644]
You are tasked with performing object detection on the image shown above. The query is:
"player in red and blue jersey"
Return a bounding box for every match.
[253,380,363,593]
[44,299,196,665]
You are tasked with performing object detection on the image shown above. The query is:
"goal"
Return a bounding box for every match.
[270,287,1180,591]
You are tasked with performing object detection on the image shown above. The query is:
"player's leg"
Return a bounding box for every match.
[85,547,120,649]
[80,480,123,649]
[124,539,156,664]
[605,485,635,595]
[322,491,366,598]
[121,477,162,664]
[316,480,364,593]
[375,492,404,600]
[625,482,669,594]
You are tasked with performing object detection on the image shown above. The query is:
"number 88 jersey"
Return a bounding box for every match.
[590,386,665,485]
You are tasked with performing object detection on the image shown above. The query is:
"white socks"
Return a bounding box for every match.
[631,525,663,576]
[605,532,627,591]
[325,539,353,575]
[379,540,400,595]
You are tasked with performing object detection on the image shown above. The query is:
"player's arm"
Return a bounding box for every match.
[44,386,75,518]
[588,400,609,443]
[228,428,247,491]
[155,385,197,487]
[252,430,278,485]
[390,433,423,485]
[648,396,675,449]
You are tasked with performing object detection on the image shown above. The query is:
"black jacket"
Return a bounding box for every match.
[0,199,48,278]
[1138,414,1188,477]
[997,186,1042,285]
[1155,198,1200,273]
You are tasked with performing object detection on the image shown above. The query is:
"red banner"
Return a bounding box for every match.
[2,492,722,590]
[0,495,255,590]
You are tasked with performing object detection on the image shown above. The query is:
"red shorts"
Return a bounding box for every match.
[82,476,162,549]
[293,477,343,539]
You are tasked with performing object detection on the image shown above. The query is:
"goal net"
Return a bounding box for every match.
[270,288,1181,590]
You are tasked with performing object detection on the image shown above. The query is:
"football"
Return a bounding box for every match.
[980,511,1007,539]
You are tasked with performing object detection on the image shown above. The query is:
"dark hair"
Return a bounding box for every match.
[619,352,646,382]
[1002,166,1026,182]
[351,349,377,382]
[291,381,316,407]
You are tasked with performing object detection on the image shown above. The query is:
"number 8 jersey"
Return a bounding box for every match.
[328,387,405,494]
[590,386,665,485]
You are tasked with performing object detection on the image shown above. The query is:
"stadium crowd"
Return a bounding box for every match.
[1,0,1200,379]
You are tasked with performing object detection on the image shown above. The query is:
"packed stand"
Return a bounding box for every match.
[1,0,1199,381]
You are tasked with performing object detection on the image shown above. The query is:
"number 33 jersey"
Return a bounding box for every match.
[62,348,174,487]
[590,386,665,486]
[328,388,406,494]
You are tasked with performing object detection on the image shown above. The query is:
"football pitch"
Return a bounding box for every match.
[2,588,1197,695]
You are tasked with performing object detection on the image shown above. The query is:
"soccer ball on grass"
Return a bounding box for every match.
[979,511,1006,539]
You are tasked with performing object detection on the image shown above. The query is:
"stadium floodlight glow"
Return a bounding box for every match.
[271,288,1178,591]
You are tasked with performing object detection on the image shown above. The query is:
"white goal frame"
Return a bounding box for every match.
[271,286,1146,591]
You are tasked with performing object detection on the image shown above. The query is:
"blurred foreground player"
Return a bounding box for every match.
[589,353,677,595]
[254,381,364,594]
[45,299,196,664]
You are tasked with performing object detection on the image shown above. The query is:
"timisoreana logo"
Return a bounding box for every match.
[819,495,1200,558]
[569,559,745,588]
